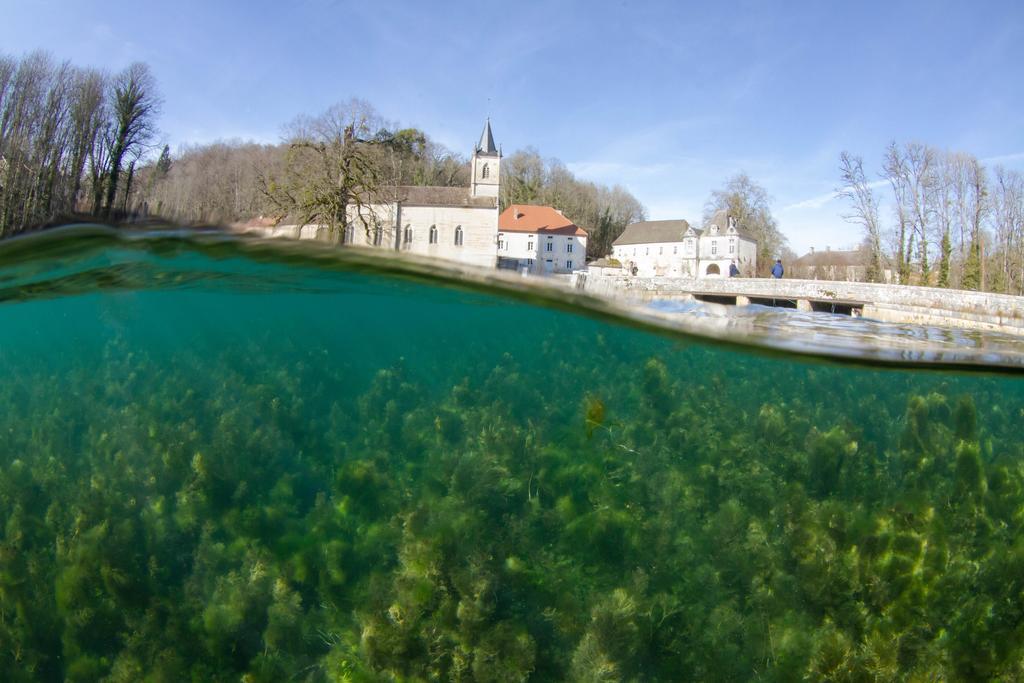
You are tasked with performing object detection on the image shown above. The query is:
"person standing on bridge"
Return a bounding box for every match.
[771,259,784,279]
[729,260,740,277]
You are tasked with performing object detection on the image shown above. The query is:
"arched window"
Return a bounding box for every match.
[706,263,720,276]
[372,227,382,246]
[429,225,438,244]
[482,163,489,179]
[403,225,413,243]
[343,225,354,244]
[454,226,463,246]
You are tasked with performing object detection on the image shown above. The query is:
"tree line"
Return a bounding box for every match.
[839,142,1024,293]
[0,51,650,257]
[0,51,160,236]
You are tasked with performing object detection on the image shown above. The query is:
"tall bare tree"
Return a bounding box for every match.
[102,62,160,217]
[837,151,885,281]
[260,99,386,242]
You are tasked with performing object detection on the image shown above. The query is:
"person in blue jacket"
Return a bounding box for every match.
[729,260,740,277]
[771,259,784,278]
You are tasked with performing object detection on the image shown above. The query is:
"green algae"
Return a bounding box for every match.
[0,233,1022,680]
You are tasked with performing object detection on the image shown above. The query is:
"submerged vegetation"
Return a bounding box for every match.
[0,247,1022,681]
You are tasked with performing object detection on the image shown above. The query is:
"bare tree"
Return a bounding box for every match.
[837,151,884,282]
[990,167,1024,293]
[882,142,913,283]
[102,62,160,217]
[260,99,386,242]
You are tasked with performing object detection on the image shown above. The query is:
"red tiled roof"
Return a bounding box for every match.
[498,204,587,236]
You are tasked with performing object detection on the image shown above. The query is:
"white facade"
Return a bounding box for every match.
[612,213,757,278]
[496,231,585,274]
[340,200,497,270]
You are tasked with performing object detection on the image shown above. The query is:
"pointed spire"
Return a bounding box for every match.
[476,118,497,155]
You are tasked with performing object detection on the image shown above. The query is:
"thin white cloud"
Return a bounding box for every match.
[982,151,1024,165]
[782,179,887,211]
[566,160,672,179]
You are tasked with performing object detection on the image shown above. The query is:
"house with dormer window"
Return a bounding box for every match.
[610,209,757,277]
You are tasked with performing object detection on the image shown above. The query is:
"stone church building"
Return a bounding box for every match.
[341,120,502,269]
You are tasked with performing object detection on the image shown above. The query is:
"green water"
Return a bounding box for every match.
[1,228,1023,681]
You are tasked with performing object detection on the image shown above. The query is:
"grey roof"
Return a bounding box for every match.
[396,185,496,208]
[476,119,498,155]
[613,219,693,246]
[707,209,756,241]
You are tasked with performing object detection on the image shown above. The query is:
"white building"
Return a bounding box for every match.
[611,210,757,277]
[495,204,588,275]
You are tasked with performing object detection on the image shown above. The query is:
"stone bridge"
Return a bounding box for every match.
[572,273,1024,335]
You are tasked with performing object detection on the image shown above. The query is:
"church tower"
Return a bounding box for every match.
[470,118,500,199]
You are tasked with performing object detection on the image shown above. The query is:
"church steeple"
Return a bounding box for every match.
[476,118,498,155]
[471,118,500,199]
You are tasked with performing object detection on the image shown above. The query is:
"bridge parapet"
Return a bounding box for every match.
[572,274,1024,334]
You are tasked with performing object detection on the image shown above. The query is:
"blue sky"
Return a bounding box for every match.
[4,0,1023,252]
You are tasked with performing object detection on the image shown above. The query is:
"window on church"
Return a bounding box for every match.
[403,226,412,243]
[454,226,463,246]
[373,227,382,246]
[482,163,489,179]
[429,225,437,244]
[343,225,354,244]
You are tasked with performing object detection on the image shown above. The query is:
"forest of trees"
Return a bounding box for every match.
[839,143,1024,294]
[0,52,160,234]
[498,149,646,259]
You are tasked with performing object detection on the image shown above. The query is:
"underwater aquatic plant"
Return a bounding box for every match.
[0,263,1021,682]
